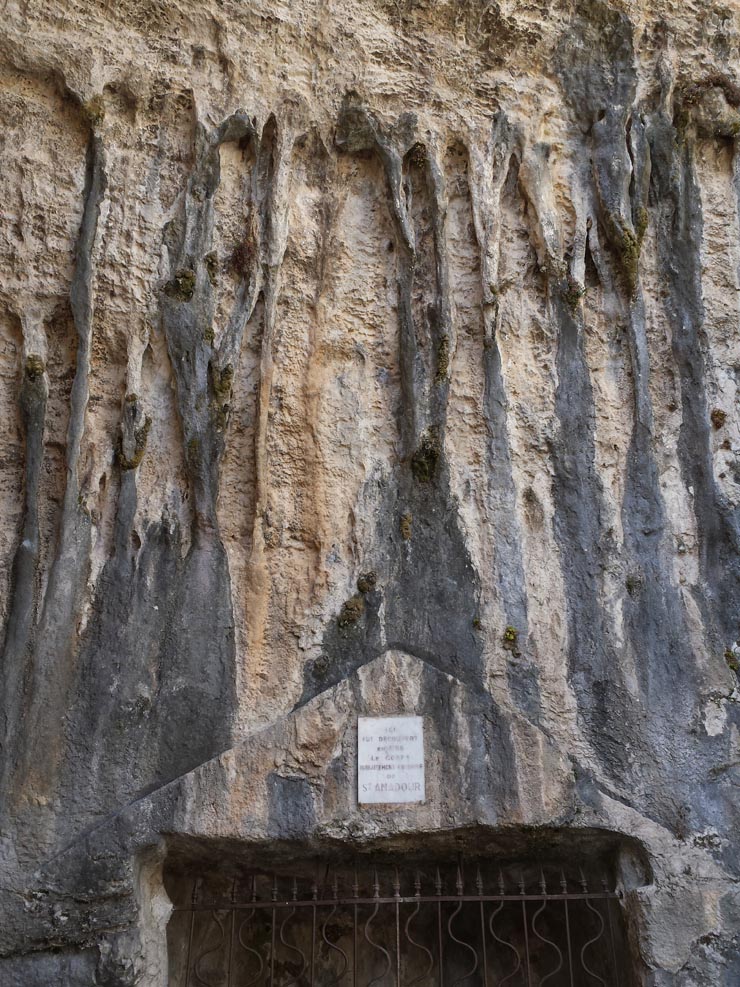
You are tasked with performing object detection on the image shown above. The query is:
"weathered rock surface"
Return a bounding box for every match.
[1,0,739,983]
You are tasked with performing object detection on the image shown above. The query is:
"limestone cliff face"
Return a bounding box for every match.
[1,1,739,984]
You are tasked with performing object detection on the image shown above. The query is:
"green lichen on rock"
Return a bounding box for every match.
[411,428,441,483]
[488,278,514,299]
[338,594,364,627]
[357,571,377,594]
[724,649,739,674]
[165,268,196,301]
[400,511,413,541]
[118,415,152,471]
[605,208,649,296]
[215,364,234,398]
[25,355,45,381]
[502,625,521,656]
[711,409,727,430]
[435,334,450,382]
[204,251,219,286]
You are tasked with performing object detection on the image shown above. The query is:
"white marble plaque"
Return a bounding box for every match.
[357,716,425,804]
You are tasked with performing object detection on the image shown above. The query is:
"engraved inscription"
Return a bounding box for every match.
[357,716,425,804]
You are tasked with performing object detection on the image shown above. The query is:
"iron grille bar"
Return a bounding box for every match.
[176,892,619,911]
[520,897,532,987]
[478,897,487,987]
[353,872,358,987]
[177,864,626,987]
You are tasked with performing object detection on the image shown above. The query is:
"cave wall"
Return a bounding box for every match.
[0,0,739,983]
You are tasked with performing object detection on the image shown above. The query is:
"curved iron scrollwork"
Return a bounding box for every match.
[193,911,226,987]
[447,869,478,987]
[238,907,266,987]
[174,861,626,987]
[403,895,434,986]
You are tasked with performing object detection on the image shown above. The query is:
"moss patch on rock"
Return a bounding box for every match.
[204,251,219,286]
[25,355,45,381]
[634,206,648,243]
[435,334,450,382]
[502,625,521,657]
[165,268,196,301]
[209,362,234,431]
[357,571,377,594]
[625,571,644,597]
[619,222,642,294]
[564,274,585,310]
[411,428,441,483]
[230,239,254,275]
[83,94,105,126]
[338,594,365,627]
[312,653,330,679]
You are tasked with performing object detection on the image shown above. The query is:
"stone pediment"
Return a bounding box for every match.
[126,647,571,850]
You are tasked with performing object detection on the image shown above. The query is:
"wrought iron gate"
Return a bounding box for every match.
[172,864,625,987]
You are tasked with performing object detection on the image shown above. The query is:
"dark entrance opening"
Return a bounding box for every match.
[165,836,645,987]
